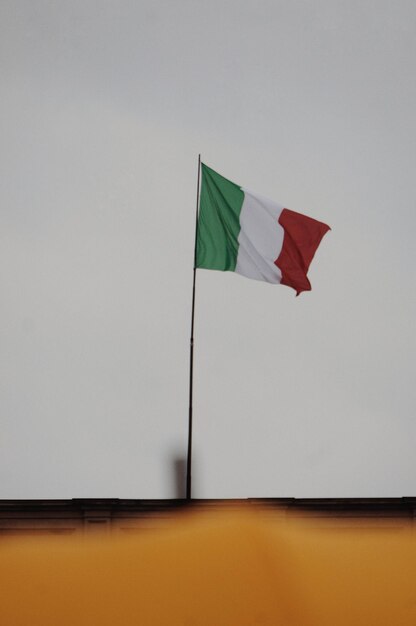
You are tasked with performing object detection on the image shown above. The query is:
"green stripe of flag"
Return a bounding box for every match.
[196,163,244,271]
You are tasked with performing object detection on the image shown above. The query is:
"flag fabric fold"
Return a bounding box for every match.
[196,163,330,295]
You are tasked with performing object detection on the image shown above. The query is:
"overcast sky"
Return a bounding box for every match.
[1,0,415,499]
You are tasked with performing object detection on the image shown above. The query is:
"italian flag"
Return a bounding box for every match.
[196,164,330,295]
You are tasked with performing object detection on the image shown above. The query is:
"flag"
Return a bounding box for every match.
[196,164,330,295]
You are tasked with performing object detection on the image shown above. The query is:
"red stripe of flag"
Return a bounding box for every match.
[275,209,331,296]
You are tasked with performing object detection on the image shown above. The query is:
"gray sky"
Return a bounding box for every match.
[1,0,415,499]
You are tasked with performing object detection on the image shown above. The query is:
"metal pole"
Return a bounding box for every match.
[186,154,201,500]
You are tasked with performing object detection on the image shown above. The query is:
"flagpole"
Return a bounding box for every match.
[186,154,201,500]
